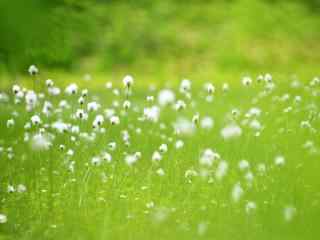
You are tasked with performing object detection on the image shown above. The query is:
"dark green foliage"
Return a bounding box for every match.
[0,0,319,73]
[0,0,98,72]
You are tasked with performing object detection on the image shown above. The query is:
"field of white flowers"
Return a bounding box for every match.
[0,66,319,239]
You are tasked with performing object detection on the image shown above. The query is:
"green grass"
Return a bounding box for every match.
[0,74,319,239]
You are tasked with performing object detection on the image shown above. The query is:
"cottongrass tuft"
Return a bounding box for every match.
[0,214,7,224]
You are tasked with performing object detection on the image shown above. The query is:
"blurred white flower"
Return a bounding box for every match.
[231,182,244,202]
[242,76,252,86]
[200,116,214,129]
[6,119,15,128]
[144,106,160,122]
[28,65,39,76]
[274,155,285,166]
[123,75,134,88]
[31,133,51,151]
[110,116,120,125]
[0,214,7,224]
[215,160,228,180]
[31,115,41,125]
[180,79,191,92]
[245,201,257,214]
[284,206,296,222]
[125,154,138,166]
[65,83,78,95]
[159,144,168,153]
[221,124,242,140]
[158,89,175,106]
[175,140,184,149]
[152,151,162,162]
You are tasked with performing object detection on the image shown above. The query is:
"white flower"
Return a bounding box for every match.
[67,149,74,156]
[156,168,165,176]
[175,100,186,111]
[185,169,198,178]
[110,116,120,125]
[123,100,131,110]
[45,79,54,87]
[144,106,160,122]
[52,121,69,133]
[91,156,102,166]
[93,115,104,128]
[173,118,195,136]
[180,79,191,92]
[205,83,215,94]
[0,214,7,224]
[275,155,285,166]
[248,107,261,117]
[192,114,200,125]
[294,96,302,103]
[199,148,220,167]
[78,96,85,105]
[108,142,117,151]
[104,108,115,118]
[242,76,252,86]
[25,91,37,106]
[105,82,113,89]
[249,119,261,130]
[7,185,15,193]
[245,201,257,214]
[125,154,138,166]
[76,109,87,120]
[257,74,264,83]
[31,115,41,125]
[31,133,51,151]
[215,160,228,180]
[158,89,175,106]
[12,84,21,94]
[65,83,78,95]
[17,184,27,193]
[15,90,24,98]
[231,109,240,117]
[146,96,154,102]
[284,206,296,222]
[81,89,88,97]
[6,119,15,128]
[221,124,242,140]
[222,83,229,92]
[134,152,142,159]
[231,182,244,202]
[42,101,53,116]
[146,201,155,209]
[123,75,134,88]
[239,159,250,170]
[87,101,100,112]
[48,87,61,96]
[28,65,39,76]
[175,140,184,149]
[152,151,162,162]
[159,144,168,153]
[245,171,254,182]
[200,116,214,129]
[264,73,273,83]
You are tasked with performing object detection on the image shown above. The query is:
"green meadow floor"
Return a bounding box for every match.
[0,74,319,239]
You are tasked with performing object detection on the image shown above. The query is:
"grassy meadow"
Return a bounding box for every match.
[1,0,320,239]
[0,72,319,239]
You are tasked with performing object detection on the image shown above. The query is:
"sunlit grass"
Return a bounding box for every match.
[0,72,319,239]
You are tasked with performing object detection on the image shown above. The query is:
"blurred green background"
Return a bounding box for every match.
[0,0,319,83]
